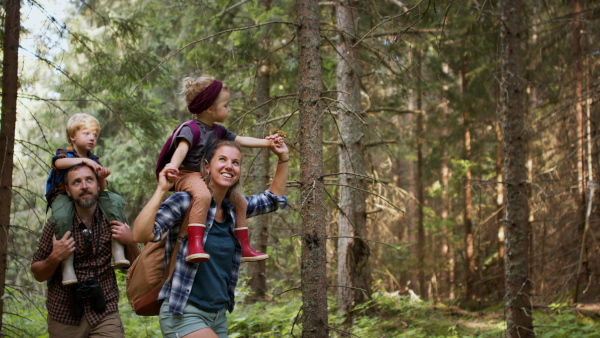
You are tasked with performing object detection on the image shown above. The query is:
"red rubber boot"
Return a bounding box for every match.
[186,224,210,263]
[235,227,268,262]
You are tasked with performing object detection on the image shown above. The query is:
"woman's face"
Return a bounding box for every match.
[207,145,242,191]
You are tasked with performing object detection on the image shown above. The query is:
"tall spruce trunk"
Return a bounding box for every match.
[462,58,476,301]
[415,49,426,299]
[0,0,21,329]
[441,63,455,300]
[495,120,505,301]
[500,0,534,335]
[296,0,327,336]
[571,0,588,303]
[335,0,371,316]
[249,0,272,298]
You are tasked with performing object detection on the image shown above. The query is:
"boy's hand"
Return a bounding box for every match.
[83,158,102,172]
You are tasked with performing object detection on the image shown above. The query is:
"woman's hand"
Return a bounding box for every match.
[269,140,289,196]
[159,164,178,191]
[270,139,289,161]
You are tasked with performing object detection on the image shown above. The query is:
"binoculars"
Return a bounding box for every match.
[69,277,106,317]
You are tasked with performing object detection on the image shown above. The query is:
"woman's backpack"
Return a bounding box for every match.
[125,224,188,316]
[155,120,224,182]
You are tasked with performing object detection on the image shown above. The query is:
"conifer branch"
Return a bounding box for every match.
[132,20,299,93]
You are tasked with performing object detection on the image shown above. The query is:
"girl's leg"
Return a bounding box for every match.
[230,192,268,262]
[176,170,212,263]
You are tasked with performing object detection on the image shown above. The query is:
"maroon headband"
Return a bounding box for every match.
[188,80,223,115]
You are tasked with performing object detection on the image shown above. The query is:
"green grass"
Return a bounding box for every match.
[5,274,599,337]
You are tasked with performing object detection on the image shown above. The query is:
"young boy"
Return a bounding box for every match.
[46,113,130,286]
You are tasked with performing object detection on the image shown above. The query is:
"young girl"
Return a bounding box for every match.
[163,76,283,263]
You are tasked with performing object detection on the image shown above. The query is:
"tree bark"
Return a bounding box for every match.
[441,63,455,300]
[335,0,371,317]
[248,0,272,299]
[462,58,476,301]
[0,0,21,330]
[296,0,327,336]
[415,49,426,299]
[500,0,534,336]
[571,0,588,303]
[495,120,505,301]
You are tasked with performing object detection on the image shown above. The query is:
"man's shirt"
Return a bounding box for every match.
[32,207,120,326]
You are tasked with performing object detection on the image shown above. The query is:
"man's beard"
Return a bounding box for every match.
[74,190,98,208]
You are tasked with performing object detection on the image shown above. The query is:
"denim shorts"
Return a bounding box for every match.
[159,301,228,338]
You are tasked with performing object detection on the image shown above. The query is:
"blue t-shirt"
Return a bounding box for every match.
[188,212,236,312]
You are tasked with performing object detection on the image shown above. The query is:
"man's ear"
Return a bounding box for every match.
[65,186,72,197]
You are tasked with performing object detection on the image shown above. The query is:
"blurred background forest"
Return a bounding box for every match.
[1,0,600,336]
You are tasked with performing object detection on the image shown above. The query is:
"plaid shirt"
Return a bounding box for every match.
[32,207,120,326]
[48,146,101,202]
[152,190,287,315]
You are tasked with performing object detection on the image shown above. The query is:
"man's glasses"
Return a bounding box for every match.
[82,228,93,253]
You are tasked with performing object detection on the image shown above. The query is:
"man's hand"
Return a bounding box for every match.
[110,221,135,245]
[97,167,111,179]
[52,231,75,261]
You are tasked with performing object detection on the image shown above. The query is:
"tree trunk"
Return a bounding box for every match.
[571,0,588,303]
[500,0,534,335]
[248,0,272,299]
[441,63,455,300]
[462,58,476,301]
[415,49,426,299]
[495,120,505,301]
[297,0,327,336]
[0,0,21,330]
[335,0,371,317]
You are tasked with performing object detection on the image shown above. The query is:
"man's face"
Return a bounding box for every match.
[65,166,100,209]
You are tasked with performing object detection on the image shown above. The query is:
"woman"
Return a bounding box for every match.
[132,139,289,338]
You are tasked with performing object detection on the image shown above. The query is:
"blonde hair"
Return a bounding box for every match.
[181,76,230,109]
[66,114,101,144]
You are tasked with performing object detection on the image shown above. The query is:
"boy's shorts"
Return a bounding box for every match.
[159,301,228,338]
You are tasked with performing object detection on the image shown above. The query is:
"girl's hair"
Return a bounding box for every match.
[200,140,242,199]
[181,76,230,108]
[66,114,101,144]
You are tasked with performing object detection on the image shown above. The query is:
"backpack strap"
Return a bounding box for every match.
[165,220,190,282]
[214,124,224,139]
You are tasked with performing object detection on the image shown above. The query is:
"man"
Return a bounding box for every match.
[31,164,140,337]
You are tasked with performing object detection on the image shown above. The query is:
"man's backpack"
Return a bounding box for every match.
[125,220,189,316]
[155,120,224,181]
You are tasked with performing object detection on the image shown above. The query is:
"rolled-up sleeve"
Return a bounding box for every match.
[246,190,288,218]
[151,192,192,242]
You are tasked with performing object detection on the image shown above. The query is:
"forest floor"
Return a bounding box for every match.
[7,278,600,337]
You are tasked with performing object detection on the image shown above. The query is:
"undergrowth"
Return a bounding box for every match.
[4,272,599,337]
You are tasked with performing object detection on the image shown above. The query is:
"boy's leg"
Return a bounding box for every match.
[230,192,268,262]
[49,195,77,285]
[97,191,130,268]
[176,170,211,263]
